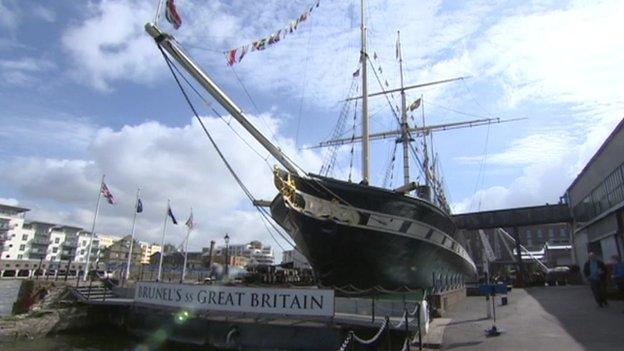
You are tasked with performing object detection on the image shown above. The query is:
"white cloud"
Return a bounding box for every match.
[32,5,56,23]
[0,57,57,86]
[1,113,321,254]
[0,0,19,31]
[469,0,624,113]
[0,197,19,206]
[191,0,495,110]
[0,116,96,156]
[455,132,575,166]
[61,0,161,91]
[452,115,622,213]
[0,58,54,72]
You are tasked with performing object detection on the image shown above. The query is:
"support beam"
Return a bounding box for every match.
[512,226,525,287]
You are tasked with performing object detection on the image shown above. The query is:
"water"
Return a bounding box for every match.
[2,330,221,351]
[3,332,141,351]
[0,280,22,317]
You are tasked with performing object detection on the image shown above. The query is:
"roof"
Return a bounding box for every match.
[566,116,624,193]
[0,203,30,213]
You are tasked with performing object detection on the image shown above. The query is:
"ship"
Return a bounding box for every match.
[143,1,503,292]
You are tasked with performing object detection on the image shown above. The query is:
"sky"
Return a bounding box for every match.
[1,0,622,258]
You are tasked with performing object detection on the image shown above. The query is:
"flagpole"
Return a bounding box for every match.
[181,208,192,282]
[154,0,165,23]
[125,188,141,282]
[84,174,104,281]
[157,199,170,281]
[181,227,190,282]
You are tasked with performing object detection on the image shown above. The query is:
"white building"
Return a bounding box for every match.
[0,204,29,260]
[0,203,118,268]
[96,233,122,249]
[215,240,275,267]
[139,242,162,264]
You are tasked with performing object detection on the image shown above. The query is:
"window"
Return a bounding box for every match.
[17,254,23,260]
[80,250,85,255]
[548,229,554,238]
[82,241,87,247]
[51,256,56,261]
[54,238,60,244]
[19,244,25,251]
[537,229,543,238]
[52,247,58,253]
[560,227,568,237]
[22,234,28,241]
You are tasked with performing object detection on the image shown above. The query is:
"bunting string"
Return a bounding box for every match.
[226,0,321,66]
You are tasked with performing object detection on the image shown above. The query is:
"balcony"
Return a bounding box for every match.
[30,236,50,245]
[62,241,78,249]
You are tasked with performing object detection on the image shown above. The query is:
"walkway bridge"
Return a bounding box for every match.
[451,204,573,285]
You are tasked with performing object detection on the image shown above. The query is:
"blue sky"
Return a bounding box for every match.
[1,0,622,255]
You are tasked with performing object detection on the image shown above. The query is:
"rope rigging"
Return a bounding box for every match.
[319,78,358,176]
[348,97,359,182]
[382,142,398,188]
[158,45,297,252]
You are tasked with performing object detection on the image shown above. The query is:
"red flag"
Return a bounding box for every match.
[165,0,182,30]
[100,182,116,205]
[227,49,237,66]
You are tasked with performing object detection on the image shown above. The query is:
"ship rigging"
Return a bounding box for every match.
[144,0,525,292]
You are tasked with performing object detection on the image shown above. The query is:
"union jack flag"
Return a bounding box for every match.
[100,182,116,205]
[165,0,182,30]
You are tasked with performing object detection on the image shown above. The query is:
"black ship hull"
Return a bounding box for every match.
[270,173,477,291]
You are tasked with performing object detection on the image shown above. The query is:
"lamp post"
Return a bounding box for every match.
[224,233,230,278]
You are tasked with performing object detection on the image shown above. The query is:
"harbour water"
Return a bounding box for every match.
[2,330,222,351]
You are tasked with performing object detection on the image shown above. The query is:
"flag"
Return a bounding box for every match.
[165,0,182,29]
[253,38,267,51]
[352,68,360,77]
[168,205,178,225]
[100,182,116,205]
[373,52,378,60]
[136,199,143,213]
[185,211,194,230]
[408,98,421,111]
[238,45,249,62]
[226,49,237,66]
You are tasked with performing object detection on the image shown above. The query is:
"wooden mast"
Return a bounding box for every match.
[360,0,370,184]
[397,30,410,187]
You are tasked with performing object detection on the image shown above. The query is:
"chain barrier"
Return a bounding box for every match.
[337,316,389,350]
[329,283,424,295]
[391,303,420,329]
[337,331,353,351]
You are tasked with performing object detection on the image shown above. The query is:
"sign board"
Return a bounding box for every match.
[134,282,334,317]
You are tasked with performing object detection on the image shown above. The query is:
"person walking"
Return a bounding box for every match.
[611,254,624,312]
[584,252,608,307]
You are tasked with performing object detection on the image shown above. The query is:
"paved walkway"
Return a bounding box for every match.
[442,285,624,351]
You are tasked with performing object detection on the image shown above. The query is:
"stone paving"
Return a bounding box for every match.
[441,285,624,351]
